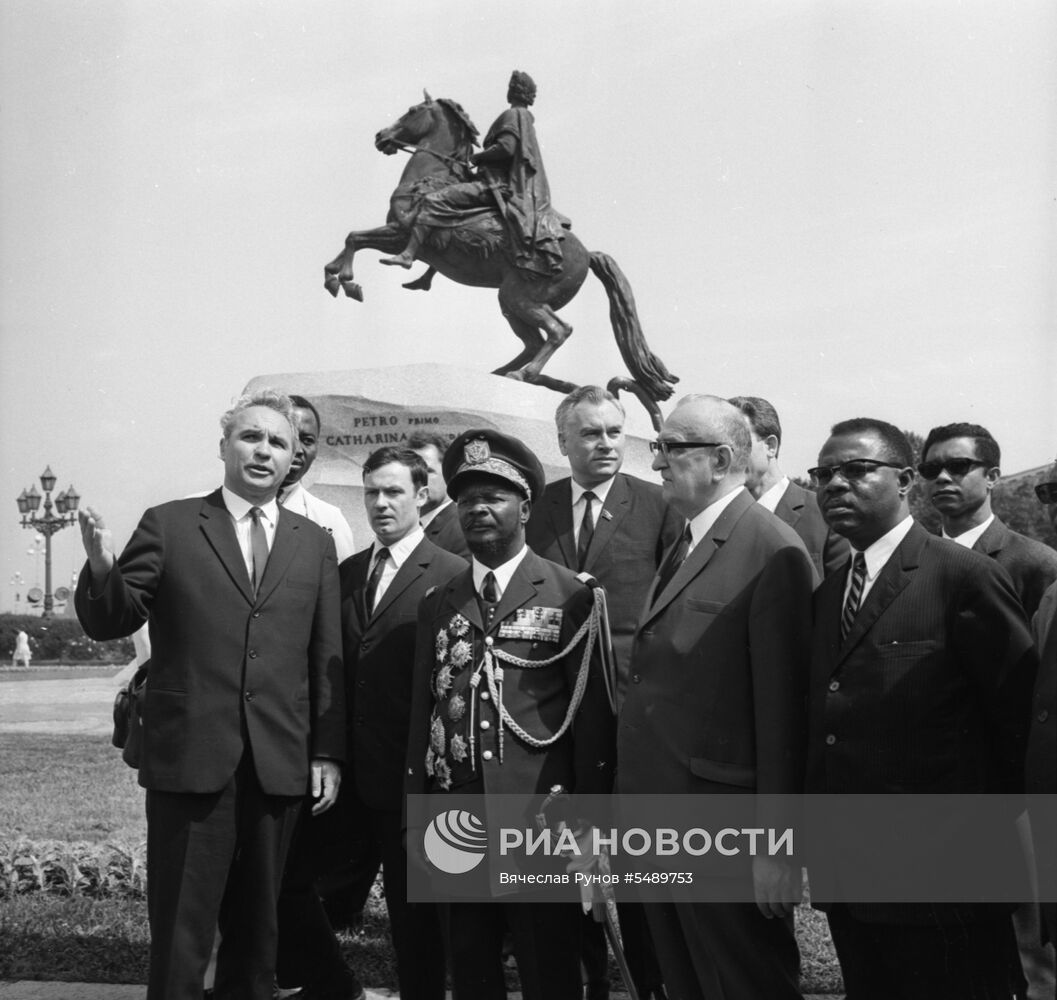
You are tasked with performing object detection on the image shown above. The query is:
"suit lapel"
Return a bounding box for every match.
[583,475,630,573]
[837,525,923,665]
[815,568,848,675]
[972,517,1006,559]
[370,539,429,623]
[545,481,576,567]
[255,508,299,605]
[489,552,541,632]
[644,490,753,622]
[347,550,371,633]
[198,490,254,604]
[445,570,485,633]
[775,482,805,529]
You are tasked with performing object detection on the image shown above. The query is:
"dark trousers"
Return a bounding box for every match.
[443,900,583,1000]
[643,901,800,1000]
[826,904,1016,1000]
[277,793,445,1000]
[145,752,301,1000]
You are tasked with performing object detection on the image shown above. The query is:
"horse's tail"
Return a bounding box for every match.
[589,252,678,402]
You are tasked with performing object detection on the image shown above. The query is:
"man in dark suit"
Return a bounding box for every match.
[922,422,1057,997]
[406,429,616,1000]
[806,417,1037,1000]
[75,390,345,1000]
[618,395,815,1000]
[730,394,847,580]
[1029,465,1057,953]
[410,430,471,560]
[277,446,464,1000]
[525,385,676,1000]
[920,422,1057,618]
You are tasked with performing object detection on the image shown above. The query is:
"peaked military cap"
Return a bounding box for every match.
[444,428,545,503]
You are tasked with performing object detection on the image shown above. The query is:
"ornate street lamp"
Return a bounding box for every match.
[15,467,79,618]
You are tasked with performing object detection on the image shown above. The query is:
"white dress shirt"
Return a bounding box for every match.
[368,526,424,611]
[842,515,915,606]
[757,476,791,514]
[221,486,278,583]
[570,477,615,546]
[684,486,747,554]
[942,513,994,550]
[471,544,530,601]
[279,481,356,562]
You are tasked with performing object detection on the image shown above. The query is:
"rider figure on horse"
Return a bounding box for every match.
[381,70,566,277]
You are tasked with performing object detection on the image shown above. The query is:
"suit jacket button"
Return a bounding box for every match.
[252,610,261,619]
[480,691,490,701]
[244,691,253,701]
[825,734,836,745]
[482,750,494,761]
[360,641,370,653]
[828,680,840,692]
[1039,709,1050,723]
[480,720,491,730]
[248,650,258,659]
[632,674,642,684]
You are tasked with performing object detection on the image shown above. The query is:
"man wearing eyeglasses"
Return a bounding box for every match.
[920,422,1057,617]
[806,418,1037,1000]
[618,395,815,1000]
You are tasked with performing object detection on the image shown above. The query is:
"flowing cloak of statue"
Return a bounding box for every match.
[409,107,566,276]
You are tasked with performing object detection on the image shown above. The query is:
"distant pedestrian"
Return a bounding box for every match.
[12,630,31,667]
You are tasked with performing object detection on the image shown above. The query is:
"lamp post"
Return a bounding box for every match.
[10,572,24,614]
[16,467,80,619]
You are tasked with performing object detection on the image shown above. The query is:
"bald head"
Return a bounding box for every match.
[652,395,750,519]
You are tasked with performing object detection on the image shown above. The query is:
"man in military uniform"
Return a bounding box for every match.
[381,70,565,276]
[406,429,615,1000]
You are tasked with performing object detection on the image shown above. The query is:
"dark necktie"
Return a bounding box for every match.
[365,547,390,617]
[655,524,692,597]
[249,507,269,595]
[576,491,596,570]
[481,571,499,626]
[841,552,868,640]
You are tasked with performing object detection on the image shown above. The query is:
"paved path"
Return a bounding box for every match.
[0,673,127,735]
[0,988,841,1000]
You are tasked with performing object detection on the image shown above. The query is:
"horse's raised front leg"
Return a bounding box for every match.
[323,224,406,301]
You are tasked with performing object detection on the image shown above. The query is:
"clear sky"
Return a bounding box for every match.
[2,0,1055,610]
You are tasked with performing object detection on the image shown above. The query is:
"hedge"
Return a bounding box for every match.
[0,614,134,663]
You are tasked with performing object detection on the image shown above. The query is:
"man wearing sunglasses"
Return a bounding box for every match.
[922,424,1057,999]
[806,418,1037,1000]
[921,422,1057,617]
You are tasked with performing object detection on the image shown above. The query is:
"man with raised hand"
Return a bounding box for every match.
[76,389,344,1000]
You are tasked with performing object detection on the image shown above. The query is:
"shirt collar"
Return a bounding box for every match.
[222,486,279,524]
[372,526,424,567]
[278,480,305,508]
[472,543,529,598]
[571,476,615,507]
[420,497,452,529]
[686,487,746,548]
[756,476,791,514]
[853,515,915,580]
[942,513,994,549]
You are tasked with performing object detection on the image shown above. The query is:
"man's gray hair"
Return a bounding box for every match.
[673,394,752,473]
[220,388,296,439]
[554,385,625,433]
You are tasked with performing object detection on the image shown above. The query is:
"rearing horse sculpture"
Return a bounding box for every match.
[323,92,678,426]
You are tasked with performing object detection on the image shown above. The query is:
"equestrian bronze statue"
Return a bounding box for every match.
[324,72,678,426]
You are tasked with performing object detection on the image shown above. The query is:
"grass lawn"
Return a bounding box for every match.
[0,733,842,992]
